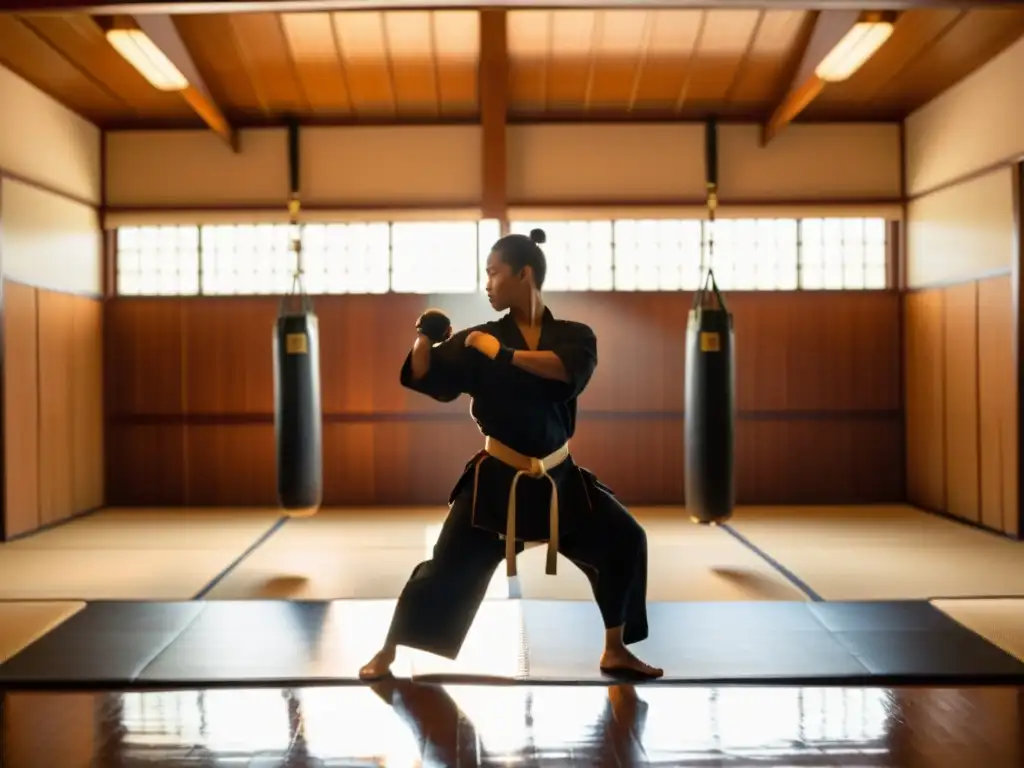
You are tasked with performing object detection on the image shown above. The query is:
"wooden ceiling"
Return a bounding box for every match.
[1,5,1023,132]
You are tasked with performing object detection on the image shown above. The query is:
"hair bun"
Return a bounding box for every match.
[529,228,547,244]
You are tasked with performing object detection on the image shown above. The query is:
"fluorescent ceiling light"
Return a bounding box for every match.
[815,20,894,82]
[106,28,189,91]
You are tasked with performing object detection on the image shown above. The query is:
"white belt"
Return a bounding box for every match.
[482,436,570,578]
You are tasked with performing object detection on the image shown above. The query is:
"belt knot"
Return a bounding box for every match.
[526,457,546,478]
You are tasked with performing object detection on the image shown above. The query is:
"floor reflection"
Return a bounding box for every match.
[2,682,1022,767]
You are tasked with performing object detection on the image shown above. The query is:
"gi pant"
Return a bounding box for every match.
[383,471,650,660]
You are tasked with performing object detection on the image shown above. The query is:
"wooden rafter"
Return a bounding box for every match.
[761,9,861,145]
[100,14,239,149]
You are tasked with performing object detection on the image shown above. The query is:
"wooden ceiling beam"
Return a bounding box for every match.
[761,9,861,146]
[107,14,239,150]
[0,1,1000,15]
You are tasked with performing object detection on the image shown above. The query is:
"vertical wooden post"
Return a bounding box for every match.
[480,9,508,234]
[0,175,6,541]
[1011,161,1023,538]
[896,122,908,504]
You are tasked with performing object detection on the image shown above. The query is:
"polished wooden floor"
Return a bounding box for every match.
[3,682,1022,767]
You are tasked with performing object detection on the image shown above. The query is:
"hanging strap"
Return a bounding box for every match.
[697,116,720,309]
[691,118,730,325]
[278,193,313,318]
[692,269,728,314]
[279,287,314,317]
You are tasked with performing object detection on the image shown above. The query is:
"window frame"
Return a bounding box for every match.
[112,217,896,297]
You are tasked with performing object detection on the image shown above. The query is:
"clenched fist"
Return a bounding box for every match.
[416,308,452,344]
[464,331,501,360]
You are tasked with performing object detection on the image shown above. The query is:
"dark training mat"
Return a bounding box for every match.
[521,600,1024,685]
[1,599,1022,690]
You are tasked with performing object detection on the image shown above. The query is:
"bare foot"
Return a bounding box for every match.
[599,647,663,680]
[359,647,396,681]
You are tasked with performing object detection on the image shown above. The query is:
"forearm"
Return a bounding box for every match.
[510,350,569,383]
[409,334,433,380]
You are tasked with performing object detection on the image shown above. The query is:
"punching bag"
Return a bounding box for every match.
[274,294,323,516]
[684,270,735,525]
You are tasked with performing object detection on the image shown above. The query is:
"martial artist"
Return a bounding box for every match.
[359,228,662,681]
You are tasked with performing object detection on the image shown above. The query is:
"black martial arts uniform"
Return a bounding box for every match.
[385,306,649,660]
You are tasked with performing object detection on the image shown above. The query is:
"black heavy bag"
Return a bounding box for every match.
[684,270,735,525]
[274,294,323,516]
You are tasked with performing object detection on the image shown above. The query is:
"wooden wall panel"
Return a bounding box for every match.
[71,296,104,512]
[37,289,75,526]
[943,281,980,523]
[977,275,1019,536]
[573,417,903,505]
[331,420,485,508]
[322,423,380,505]
[2,279,105,539]
[105,424,185,507]
[3,280,39,538]
[182,299,277,415]
[734,418,903,504]
[105,290,903,507]
[185,424,276,506]
[904,273,1018,536]
[569,419,683,505]
[103,298,184,418]
[905,289,946,511]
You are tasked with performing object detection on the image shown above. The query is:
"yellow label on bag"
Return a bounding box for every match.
[286,333,308,355]
[700,332,720,352]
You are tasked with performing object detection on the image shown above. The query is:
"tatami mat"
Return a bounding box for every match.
[7,504,1017,605]
[725,505,1024,600]
[6,508,281,550]
[0,601,85,663]
[932,599,1024,662]
[204,508,512,600]
[205,507,807,603]
[516,508,808,602]
[0,508,283,600]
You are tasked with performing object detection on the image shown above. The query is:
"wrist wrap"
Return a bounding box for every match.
[494,345,515,365]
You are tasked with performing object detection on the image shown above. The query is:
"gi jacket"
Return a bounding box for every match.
[399,306,612,542]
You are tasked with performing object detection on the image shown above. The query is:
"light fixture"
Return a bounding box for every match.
[815,12,896,83]
[106,20,189,92]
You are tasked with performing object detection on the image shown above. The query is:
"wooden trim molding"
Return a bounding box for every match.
[1,277,104,301]
[110,408,903,427]
[904,267,1013,292]
[0,168,100,210]
[102,196,905,220]
[907,152,1024,203]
